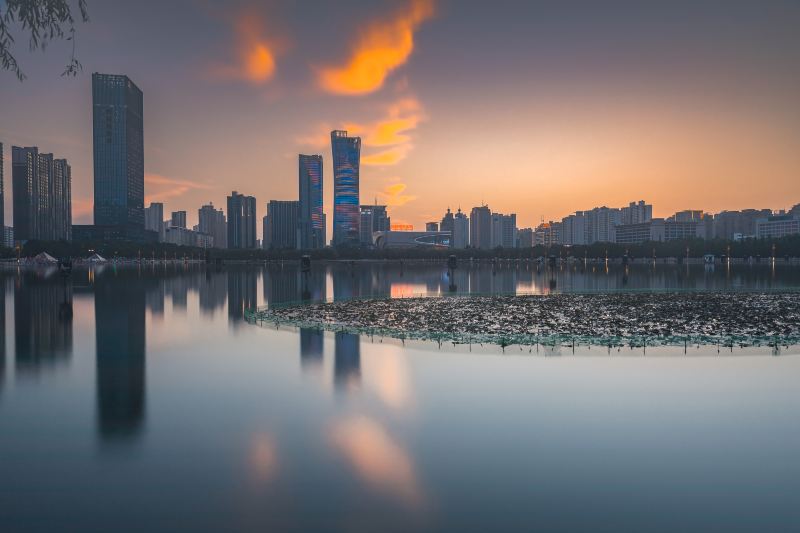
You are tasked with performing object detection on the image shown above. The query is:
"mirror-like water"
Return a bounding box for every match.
[1,262,799,532]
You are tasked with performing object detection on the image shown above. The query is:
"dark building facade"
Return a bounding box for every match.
[227,191,257,249]
[299,154,325,249]
[267,200,299,250]
[331,130,361,246]
[470,205,492,250]
[12,146,72,241]
[92,73,144,231]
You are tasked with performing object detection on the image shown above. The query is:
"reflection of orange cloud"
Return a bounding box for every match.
[317,0,435,95]
[249,432,278,481]
[329,416,422,506]
[210,11,280,84]
[379,182,417,206]
[144,173,212,204]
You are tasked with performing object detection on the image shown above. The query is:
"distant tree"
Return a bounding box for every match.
[0,0,89,80]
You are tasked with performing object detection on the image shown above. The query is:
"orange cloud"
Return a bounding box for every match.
[363,145,412,166]
[316,0,435,95]
[210,11,280,84]
[379,182,417,206]
[144,173,212,204]
[329,416,423,506]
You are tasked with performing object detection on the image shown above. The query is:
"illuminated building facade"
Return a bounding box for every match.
[298,154,325,249]
[331,130,361,246]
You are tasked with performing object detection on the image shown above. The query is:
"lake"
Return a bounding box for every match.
[1,261,799,532]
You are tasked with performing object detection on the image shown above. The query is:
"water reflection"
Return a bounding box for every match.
[14,271,73,375]
[95,271,147,442]
[228,268,257,324]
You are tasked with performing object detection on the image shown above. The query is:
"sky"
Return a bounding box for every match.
[1,0,799,240]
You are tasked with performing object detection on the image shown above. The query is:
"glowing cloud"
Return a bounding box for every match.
[317,0,435,95]
[211,11,280,84]
[362,145,412,166]
[144,173,212,204]
[329,416,423,506]
[379,182,417,206]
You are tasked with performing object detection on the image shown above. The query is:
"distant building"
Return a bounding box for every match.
[426,222,439,232]
[92,73,144,232]
[163,226,213,248]
[440,208,454,235]
[534,221,560,246]
[713,209,772,240]
[755,215,800,239]
[373,230,451,249]
[144,202,164,240]
[267,200,299,249]
[671,210,704,222]
[490,213,516,248]
[331,130,361,246]
[518,227,533,248]
[359,204,390,246]
[198,203,227,249]
[262,215,270,249]
[615,219,705,244]
[586,207,620,244]
[561,211,587,245]
[298,154,325,249]
[0,142,4,231]
[170,211,187,229]
[12,146,71,241]
[620,200,652,225]
[469,205,492,249]
[3,226,13,248]
[452,208,469,248]
[227,191,256,249]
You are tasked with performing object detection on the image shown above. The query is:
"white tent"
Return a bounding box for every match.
[86,253,107,263]
[32,252,57,263]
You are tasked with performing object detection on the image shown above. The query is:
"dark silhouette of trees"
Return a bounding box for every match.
[1,0,88,80]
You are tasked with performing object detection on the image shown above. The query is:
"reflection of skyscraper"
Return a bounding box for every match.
[227,269,258,323]
[264,267,299,306]
[92,73,144,230]
[300,328,323,370]
[14,273,73,373]
[331,130,361,247]
[95,272,146,441]
[200,270,228,315]
[299,154,325,249]
[334,332,360,390]
[0,277,5,388]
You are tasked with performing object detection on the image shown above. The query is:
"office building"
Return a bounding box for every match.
[3,226,13,248]
[92,73,144,231]
[615,219,705,244]
[267,200,299,249]
[163,226,213,248]
[452,208,469,248]
[373,230,451,249]
[470,205,492,249]
[0,142,4,230]
[227,191,256,249]
[755,215,800,239]
[144,202,164,240]
[331,130,361,246]
[198,203,227,249]
[170,211,187,229]
[359,204,389,246]
[12,146,72,241]
[426,222,439,232]
[298,154,325,249]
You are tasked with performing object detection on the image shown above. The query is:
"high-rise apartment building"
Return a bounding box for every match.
[586,207,620,243]
[198,203,227,249]
[144,202,164,240]
[298,154,325,249]
[267,200,299,250]
[561,211,588,245]
[490,213,517,248]
[12,146,71,241]
[452,208,469,248]
[621,200,653,225]
[331,130,361,246]
[170,211,187,229]
[470,205,492,249]
[92,73,144,230]
[440,208,455,235]
[227,191,256,249]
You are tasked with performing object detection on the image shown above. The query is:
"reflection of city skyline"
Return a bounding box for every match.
[227,269,257,324]
[14,272,73,375]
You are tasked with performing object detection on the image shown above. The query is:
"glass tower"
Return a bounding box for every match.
[330,131,361,246]
[298,154,324,249]
[92,73,144,229]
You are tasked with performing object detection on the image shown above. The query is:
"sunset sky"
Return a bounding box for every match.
[1,0,799,239]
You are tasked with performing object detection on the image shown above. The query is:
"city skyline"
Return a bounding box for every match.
[1,0,799,240]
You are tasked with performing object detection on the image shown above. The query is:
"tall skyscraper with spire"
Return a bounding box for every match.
[92,73,144,231]
[298,154,325,249]
[330,130,361,246]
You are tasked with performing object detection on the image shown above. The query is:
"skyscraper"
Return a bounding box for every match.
[298,154,325,249]
[227,191,256,249]
[12,146,71,241]
[331,130,361,246]
[92,73,144,230]
[144,202,164,240]
[470,205,492,250]
[452,208,469,248]
[267,200,299,249]
[0,142,4,232]
[359,204,390,246]
[198,203,227,249]
[440,208,454,234]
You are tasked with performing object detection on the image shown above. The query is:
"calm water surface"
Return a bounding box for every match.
[1,262,800,532]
